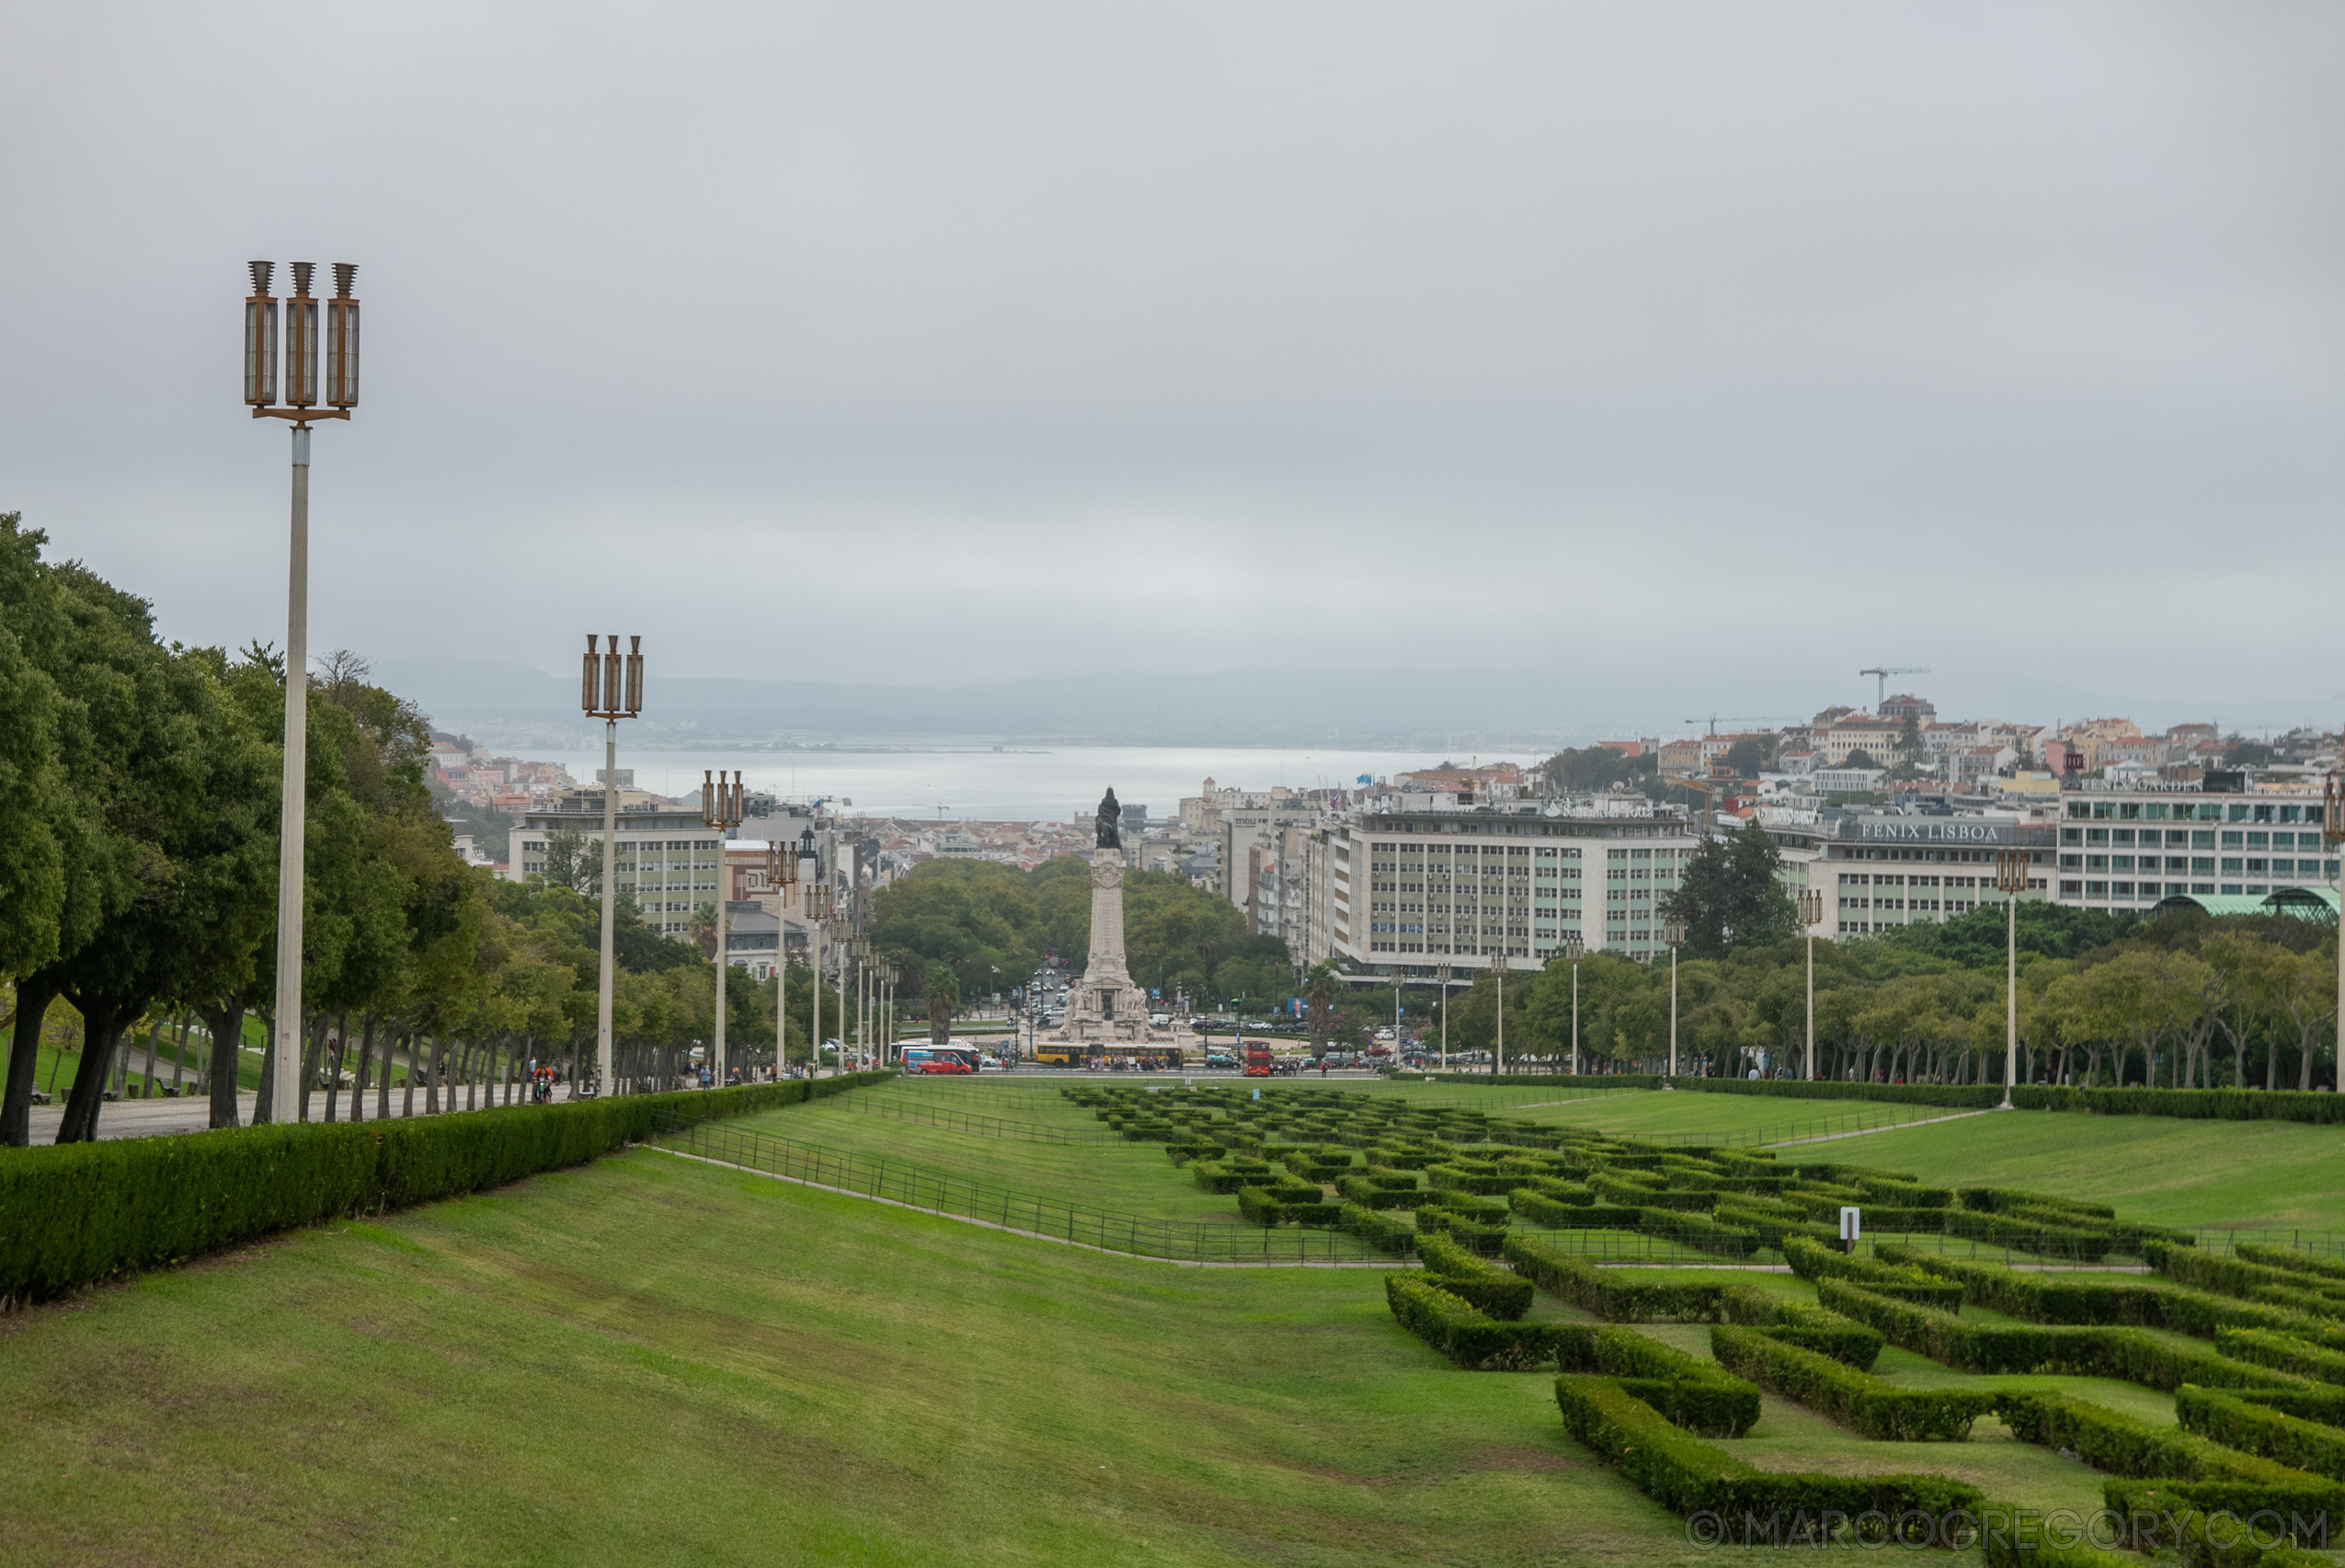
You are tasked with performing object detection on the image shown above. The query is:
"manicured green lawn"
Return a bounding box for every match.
[1516,1090,1958,1144]
[1837,1109,2345,1231]
[0,1146,1733,1566]
[7,1082,2328,1563]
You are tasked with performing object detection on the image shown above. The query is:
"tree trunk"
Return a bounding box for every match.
[195,1001,247,1130]
[401,1035,418,1119]
[252,1011,276,1125]
[425,1038,443,1114]
[55,997,135,1144]
[169,1014,189,1095]
[2300,1028,2319,1092]
[298,1013,328,1122]
[0,973,63,1146]
[350,1016,375,1123]
[325,1012,349,1122]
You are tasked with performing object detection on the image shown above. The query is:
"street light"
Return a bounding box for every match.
[703,770,744,1083]
[1993,849,2031,1107]
[767,833,800,1076]
[1664,914,1687,1080]
[1796,888,1824,1082]
[1491,951,1506,1080]
[583,635,644,1098]
[2328,775,2345,1103]
[246,260,360,1126]
[1561,933,1584,1076]
[805,873,831,1075]
[1435,963,1453,1072]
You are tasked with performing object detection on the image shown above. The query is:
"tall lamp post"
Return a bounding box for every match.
[1491,953,1506,1079]
[804,876,830,1076]
[1993,849,2031,1106]
[2328,775,2345,1099]
[583,635,643,1097]
[702,770,744,1083]
[246,259,360,1126]
[1796,888,1823,1082]
[1562,934,1584,1076]
[1664,914,1687,1080]
[768,836,800,1077]
[1436,963,1453,1071]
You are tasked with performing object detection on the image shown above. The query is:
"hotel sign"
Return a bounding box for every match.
[1839,816,2028,846]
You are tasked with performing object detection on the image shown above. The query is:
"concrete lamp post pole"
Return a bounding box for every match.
[582,635,643,1098]
[1795,889,1824,1082]
[770,839,799,1077]
[804,878,829,1076]
[1492,956,1504,1079]
[1993,849,2032,1106]
[1562,934,1584,1077]
[245,260,360,1127]
[2328,775,2345,1100]
[1664,915,1687,1081]
[1436,963,1451,1071]
[702,771,744,1084]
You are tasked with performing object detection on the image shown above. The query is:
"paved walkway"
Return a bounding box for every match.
[20,1084,566,1144]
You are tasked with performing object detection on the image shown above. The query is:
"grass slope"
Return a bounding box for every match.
[1837,1109,2345,1231]
[0,1149,1697,1567]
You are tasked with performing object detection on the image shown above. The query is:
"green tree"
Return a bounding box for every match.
[1661,823,1797,960]
[925,963,960,1047]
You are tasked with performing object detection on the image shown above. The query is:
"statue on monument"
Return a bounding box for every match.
[1094,786,1122,850]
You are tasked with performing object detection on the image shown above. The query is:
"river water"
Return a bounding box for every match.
[520,743,1542,822]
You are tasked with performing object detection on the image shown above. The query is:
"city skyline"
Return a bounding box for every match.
[6,4,2340,721]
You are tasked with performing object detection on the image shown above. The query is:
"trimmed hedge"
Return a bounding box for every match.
[1635,1207,1760,1259]
[1190,1159,1274,1193]
[1418,1191,1509,1223]
[1557,1324,1761,1436]
[1506,1189,1642,1229]
[2218,1327,2345,1386]
[2100,1482,2345,1560]
[1424,1162,1519,1196]
[1384,1274,1568,1369]
[1996,1391,2298,1483]
[1939,1207,2112,1262]
[1414,1231,1533,1321]
[1817,1280,2308,1392]
[2236,1242,2345,1285]
[1504,1234,1728,1322]
[1234,1185,1341,1228]
[1333,1174,1417,1210]
[2150,1243,2345,1348]
[1415,1072,1663,1088]
[0,1071,897,1308]
[1879,1244,2320,1343]
[1783,1235,1966,1310]
[1712,1323,1994,1439]
[1669,1077,2001,1110]
[1554,1375,1983,1527]
[2177,1384,2345,1481]
[1959,1186,2116,1220]
[1340,1202,1415,1254]
[1719,1282,1883,1369]
[2009,1084,2345,1125]
[2236,1385,2345,1426]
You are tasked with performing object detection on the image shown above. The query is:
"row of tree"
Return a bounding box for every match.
[0,514,844,1143]
[1417,902,2337,1089]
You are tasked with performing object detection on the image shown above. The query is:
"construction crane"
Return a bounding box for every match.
[1859,667,1929,710]
[1685,714,1794,735]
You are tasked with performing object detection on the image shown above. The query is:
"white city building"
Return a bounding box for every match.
[1320,795,1702,978]
[508,802,725,935]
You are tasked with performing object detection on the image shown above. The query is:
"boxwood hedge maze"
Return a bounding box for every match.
[1072,1082,2345,1563]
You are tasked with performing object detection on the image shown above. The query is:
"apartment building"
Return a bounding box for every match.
[2053,783,2339,910]
[1321,798,1700,978]
[1762,812,2055,939]
[508,803,724,934]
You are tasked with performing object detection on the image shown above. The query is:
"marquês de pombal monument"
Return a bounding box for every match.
[1060,787,1170,1044]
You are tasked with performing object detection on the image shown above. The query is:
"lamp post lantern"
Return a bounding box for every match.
[246,260,360,1127]
[1562,934,1584,1076]
[1664,914,1687,1080]
[702,770,744,1082]
[1795,888,1824,1082]
[583,635,643,1097]
[1993,850,2032,1106]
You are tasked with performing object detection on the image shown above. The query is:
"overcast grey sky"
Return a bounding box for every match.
[3,4,2339,731]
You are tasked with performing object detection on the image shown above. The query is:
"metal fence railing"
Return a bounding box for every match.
[817,1091,1124,1145]
[646,1112,1399,1265]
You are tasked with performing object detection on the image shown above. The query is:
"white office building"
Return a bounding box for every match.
[508,801,725,935]
[1321,795,1701,977]
[2053,783,2339,910]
